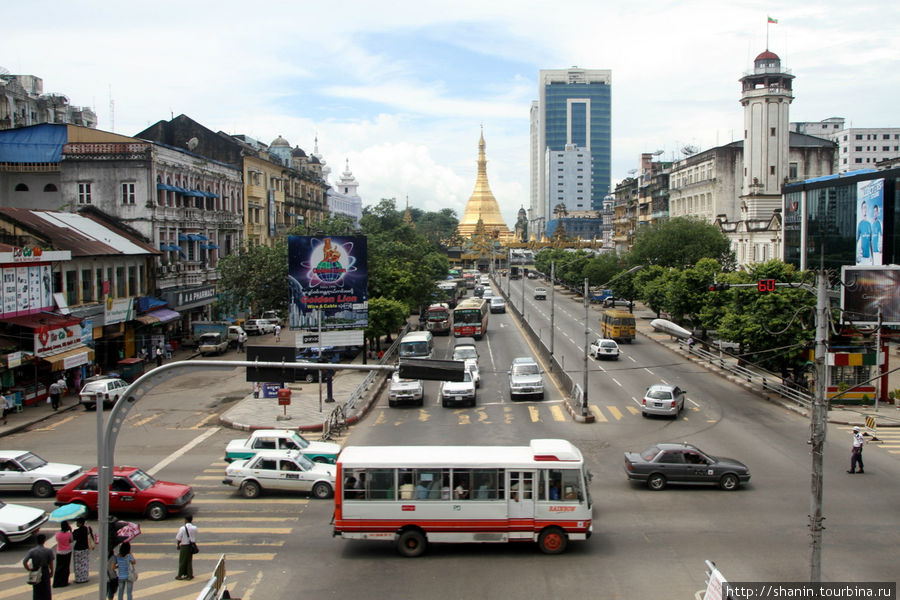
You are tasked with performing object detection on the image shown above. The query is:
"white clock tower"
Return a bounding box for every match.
[739,49,794,219]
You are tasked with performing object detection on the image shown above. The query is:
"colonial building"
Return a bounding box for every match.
[0,71,97,130]
[0,123,244,331]
[666,49,836,266]
[136,115,329,246]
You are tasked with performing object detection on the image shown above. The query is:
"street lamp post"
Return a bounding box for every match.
[550,262,556,357]
[582,277,589,417]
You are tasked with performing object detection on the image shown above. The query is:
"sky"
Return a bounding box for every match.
[3,1,898,227]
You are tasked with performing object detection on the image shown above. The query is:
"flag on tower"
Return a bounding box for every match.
[767,16,778,24]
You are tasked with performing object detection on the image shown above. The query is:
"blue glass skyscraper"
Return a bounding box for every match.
[530,68,611,237]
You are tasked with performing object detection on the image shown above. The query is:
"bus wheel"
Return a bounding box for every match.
[538,527,568,554]
[396,529,427,558]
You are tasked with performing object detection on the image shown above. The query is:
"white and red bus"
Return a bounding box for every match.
[452,298,489,338]
[333,439,592,556]
[424,303,451,335]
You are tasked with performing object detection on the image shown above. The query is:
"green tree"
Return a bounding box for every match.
[627,217,735,270]
[365,296,408,350]
[583,253,622,287]
[217,240,290,317]
[634,265,672,317]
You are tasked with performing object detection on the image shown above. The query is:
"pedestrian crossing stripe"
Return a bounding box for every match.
[134,526,294,535]
[549,405,566,421]
[528,405,541,422]
[590,405,607,422]
[607,406,624,420]
[191,498,308,505]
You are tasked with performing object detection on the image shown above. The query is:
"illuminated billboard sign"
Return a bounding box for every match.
[841,265,900,326]
[287,235,368,332]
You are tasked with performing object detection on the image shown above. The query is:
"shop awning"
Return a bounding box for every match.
[41,346,94,370]
[2,313,81,330]
[137,308,181,325]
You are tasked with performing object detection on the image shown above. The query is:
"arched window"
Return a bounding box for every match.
[14,183,28,191]
[43,183,58,192]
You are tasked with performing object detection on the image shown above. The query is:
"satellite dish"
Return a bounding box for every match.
[186,137,199,151]
[681,145,699,156]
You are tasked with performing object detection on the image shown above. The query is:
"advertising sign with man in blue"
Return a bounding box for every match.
[287,236,368,331]
[856,178,884,266]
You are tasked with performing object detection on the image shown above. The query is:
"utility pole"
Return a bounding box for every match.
[809,268,828,583]
[582,277,590,417]
[550,261,556,357]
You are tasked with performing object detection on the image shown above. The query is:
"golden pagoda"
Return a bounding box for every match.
[457,129,512,239]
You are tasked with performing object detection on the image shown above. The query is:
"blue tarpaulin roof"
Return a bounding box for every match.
[0,124,68,163]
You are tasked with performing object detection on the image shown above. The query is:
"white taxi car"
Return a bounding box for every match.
[223,450,336,499]
[0,451,82,498]
[0,500,48,550]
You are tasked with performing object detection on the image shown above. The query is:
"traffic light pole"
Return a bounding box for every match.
[809,269,828,583]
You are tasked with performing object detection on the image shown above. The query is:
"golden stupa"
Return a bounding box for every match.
[457,130,512,239]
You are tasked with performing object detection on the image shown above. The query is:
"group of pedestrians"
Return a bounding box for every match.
[23,515,199,599]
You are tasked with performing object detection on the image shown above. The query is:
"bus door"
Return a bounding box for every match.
[507,470,535,537]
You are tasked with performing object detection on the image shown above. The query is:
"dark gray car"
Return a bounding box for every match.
[624,443,751,491]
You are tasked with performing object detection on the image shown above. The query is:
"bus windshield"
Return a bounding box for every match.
[400,342,430,357]
[454,310,481,324]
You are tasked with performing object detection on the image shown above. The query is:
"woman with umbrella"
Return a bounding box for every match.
[52,521,73,588]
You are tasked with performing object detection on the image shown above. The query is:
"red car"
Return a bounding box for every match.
[55,466,194,521]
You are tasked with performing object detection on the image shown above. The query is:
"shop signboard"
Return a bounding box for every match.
[104,297,134,326]
[34,323,84,356]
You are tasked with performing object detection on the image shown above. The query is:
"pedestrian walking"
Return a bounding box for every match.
[237,331,247,352]
[848,425,866,474]
[174,515,197,580]
[155,345,164,367]
[71,517,94,584]
[48,379,61,411]
[1,388,12,425]
[109,542,137,600]
[274,324,282,342]
[52,521,73,588]
[23,533,54,600]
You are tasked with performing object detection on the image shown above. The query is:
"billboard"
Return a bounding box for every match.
[841,265,900,326]
[287,235,368,332]
[856,178,884,266]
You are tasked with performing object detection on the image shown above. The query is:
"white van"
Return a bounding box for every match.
[399,331,434,359]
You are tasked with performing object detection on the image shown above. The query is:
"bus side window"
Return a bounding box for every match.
[368,469,395,500]
[472,468,503,500]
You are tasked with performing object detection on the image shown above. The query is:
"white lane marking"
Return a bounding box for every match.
[147,427,220,477]
[630,396,641,406]
[610,378,623,388]
[688,398,700,407]
[644,368,654,375]
[627,355,637,363]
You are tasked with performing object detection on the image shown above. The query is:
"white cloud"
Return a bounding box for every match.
[2,0,898,228]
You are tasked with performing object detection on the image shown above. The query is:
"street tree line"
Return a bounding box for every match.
[216,199,456,350]
[535,218,816,372]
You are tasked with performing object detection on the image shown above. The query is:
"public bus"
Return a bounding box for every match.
[398,331,434,359]
[600,308,636,343]
[333,439,592,557]
[424,303,451,335]
[452,298,489,339]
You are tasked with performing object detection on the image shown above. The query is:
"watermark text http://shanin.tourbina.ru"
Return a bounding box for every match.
[722,583,896,599]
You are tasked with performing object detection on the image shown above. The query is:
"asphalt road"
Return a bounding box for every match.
[1,287,898,599]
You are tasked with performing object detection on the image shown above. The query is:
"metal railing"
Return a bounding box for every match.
[680,340,813,408]
[194,554,227,600]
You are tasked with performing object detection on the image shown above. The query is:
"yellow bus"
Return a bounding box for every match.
[600,309,636,343]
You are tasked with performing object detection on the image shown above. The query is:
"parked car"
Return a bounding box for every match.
[508,357,544,400]
[623,443,751,491]
[641,384,686,418]
[440,370,476,408]
[225,429,341,464]
[223,449,336,499]
[0,500,48,551]
[533,287,547,300]
[198,332,229,356]
[603,297,634,309]
[489,296,506,313]
[388,372,425,407]
[0,451,82,498]
[55,466,194,521]
[244,319,276,335]
[260,311,283,326]
[527,271,539,279]
[79,376,129,410]
[589,338,620,360]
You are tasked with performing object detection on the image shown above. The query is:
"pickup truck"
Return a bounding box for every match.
[198,332,229,356]
[190,321,244,348]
